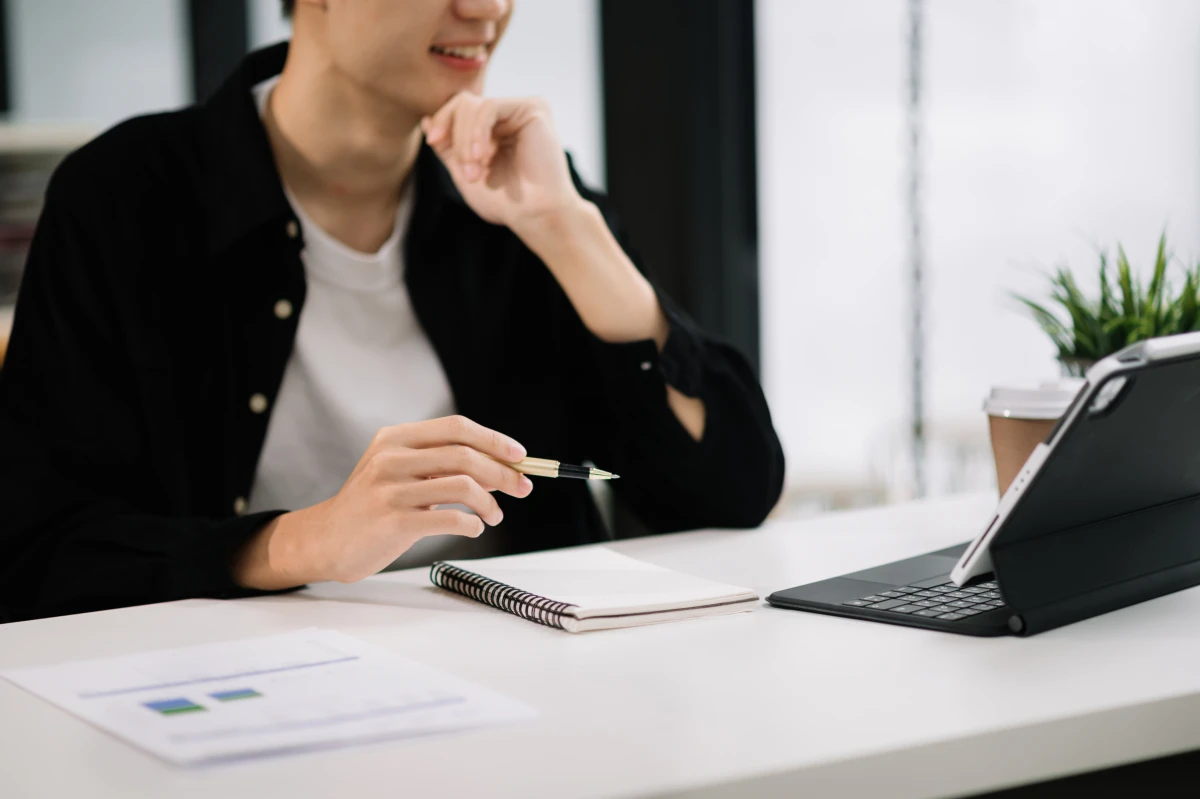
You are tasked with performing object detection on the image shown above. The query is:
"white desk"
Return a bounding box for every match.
[4,492,1200,799]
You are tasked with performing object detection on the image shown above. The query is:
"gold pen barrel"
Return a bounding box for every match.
[510,457,559,478]
[492,456,617,480]
[515,465,558,478]
[517,457,559,470]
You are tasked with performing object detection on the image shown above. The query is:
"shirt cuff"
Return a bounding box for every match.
[171,510,302,601]
[586,288,707,402]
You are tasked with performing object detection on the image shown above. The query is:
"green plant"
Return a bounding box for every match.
[1014,232,1200,372]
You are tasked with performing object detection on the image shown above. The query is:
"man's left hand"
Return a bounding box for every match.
[421,92,583,235]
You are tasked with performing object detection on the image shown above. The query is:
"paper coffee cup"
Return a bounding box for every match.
[983,380,1084,494]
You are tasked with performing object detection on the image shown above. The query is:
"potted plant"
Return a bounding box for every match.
[1014,233,1200,376]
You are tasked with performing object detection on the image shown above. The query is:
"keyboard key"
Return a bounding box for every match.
[982,591,1001,599]
[981,601,1005,609]
[914,609,943,617]
[867,599,908,610]
[915,590,939,598]
[860,595,887,603]
[946,591,971,599]
[962,587,988,594]
[843,600,872,607]
[895,587,921,594]
[929,605,957,614]
[956,607,984,616]
[980,581,997,589]
[931,586,955,593]
[914,599,939,607]
[947,600,974,609]
[938,613,965,620]
[878,591,904,599]
[888,605,922,613]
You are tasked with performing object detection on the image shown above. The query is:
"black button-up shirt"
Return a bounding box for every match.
[0,44,784,623]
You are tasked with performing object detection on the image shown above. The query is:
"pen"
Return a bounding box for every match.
[509,457,619,481]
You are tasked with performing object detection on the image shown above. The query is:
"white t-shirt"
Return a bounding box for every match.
[247,78,502,567]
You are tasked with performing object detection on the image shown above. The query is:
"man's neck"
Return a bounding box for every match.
[264,41,423,253]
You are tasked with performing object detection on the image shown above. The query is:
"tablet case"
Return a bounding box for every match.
[988,349,1200,635]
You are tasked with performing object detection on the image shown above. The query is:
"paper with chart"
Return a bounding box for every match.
[2,628,535,766]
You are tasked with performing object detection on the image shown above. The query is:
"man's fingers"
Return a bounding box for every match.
[411,445,532,498]
[490,97,548,140]
[468,101,501,173]
[450,95,486,181]
[424,95,537,178]
[422,508,488,539]
[422,92,466,150]
[402,475,502,527]
[421,114,450,151]
[385,415,526,463]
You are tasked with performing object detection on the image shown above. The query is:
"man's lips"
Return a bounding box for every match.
[430,43,490,71]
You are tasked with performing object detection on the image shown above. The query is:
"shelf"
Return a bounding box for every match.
[0,124,96,156]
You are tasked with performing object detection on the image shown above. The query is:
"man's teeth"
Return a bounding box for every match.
[431,45,486,59]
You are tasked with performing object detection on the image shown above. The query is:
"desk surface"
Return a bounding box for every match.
[4,493,1200,799]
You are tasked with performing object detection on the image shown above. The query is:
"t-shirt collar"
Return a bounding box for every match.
[197,41,465,256]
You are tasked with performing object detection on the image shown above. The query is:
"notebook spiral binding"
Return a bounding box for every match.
[430,561,577,630]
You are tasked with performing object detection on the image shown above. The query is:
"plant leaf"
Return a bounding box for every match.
[1012,294,1074,357]
[1014,232,1192,361]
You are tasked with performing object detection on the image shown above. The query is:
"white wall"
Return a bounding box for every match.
[758,0,1200,501]
[485,0,605,188]
[248,0,606,188]
[7,0,603,190]
[925,0,1200,422]
[8,0,189,125]
[249,0,293,48]
[757,0,908,491]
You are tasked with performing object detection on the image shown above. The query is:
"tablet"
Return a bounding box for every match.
[952,331,1200,585]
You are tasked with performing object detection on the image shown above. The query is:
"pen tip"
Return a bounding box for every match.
[611,474,620,480]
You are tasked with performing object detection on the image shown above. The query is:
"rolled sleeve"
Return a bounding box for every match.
[587,290,706,404]
[567,158,785,532]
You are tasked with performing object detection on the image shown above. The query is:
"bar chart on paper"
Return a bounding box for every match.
[2,629,535,766]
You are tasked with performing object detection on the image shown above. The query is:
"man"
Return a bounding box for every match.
[0,0,784,622]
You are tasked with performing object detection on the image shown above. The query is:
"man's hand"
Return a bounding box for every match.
[232,415,534,590]
[421,93,707,442]
[421,92,583,235]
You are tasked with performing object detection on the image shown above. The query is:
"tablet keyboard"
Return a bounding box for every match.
[841,581,1006,621]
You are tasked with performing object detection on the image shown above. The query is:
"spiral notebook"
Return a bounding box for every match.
[429,546,759,632]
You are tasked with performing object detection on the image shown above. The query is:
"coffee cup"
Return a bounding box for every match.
[983,380,1084,494]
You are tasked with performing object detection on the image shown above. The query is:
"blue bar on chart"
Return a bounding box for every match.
[144,697,206,716]
[210,688,263,702]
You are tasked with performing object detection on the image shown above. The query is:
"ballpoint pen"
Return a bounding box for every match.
[509,457,619,481]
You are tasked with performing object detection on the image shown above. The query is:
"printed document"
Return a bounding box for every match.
[3,628,535,766]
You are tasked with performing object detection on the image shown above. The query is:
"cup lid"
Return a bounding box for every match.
[983,378,1085,420]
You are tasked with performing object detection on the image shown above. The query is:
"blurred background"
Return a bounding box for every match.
[0,0,1197,522]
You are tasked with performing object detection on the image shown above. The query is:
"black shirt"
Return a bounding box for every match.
[0,44,784,623]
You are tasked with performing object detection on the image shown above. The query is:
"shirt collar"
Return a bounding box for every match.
[199,42,465,255]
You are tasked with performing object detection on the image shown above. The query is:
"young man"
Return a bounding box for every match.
[0,0,784,622]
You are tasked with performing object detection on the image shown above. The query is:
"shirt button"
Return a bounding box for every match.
[640,361,653,371]
[273,299,293,320]
[249,393,269,414]
[285,220,299,239]
[233,496,247,516]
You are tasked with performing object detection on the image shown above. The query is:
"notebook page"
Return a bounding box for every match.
[439,546,758,618]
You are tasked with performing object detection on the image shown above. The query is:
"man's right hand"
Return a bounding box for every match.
[232,415,533,590]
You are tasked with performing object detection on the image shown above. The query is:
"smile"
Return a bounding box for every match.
[430,44,488,60]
